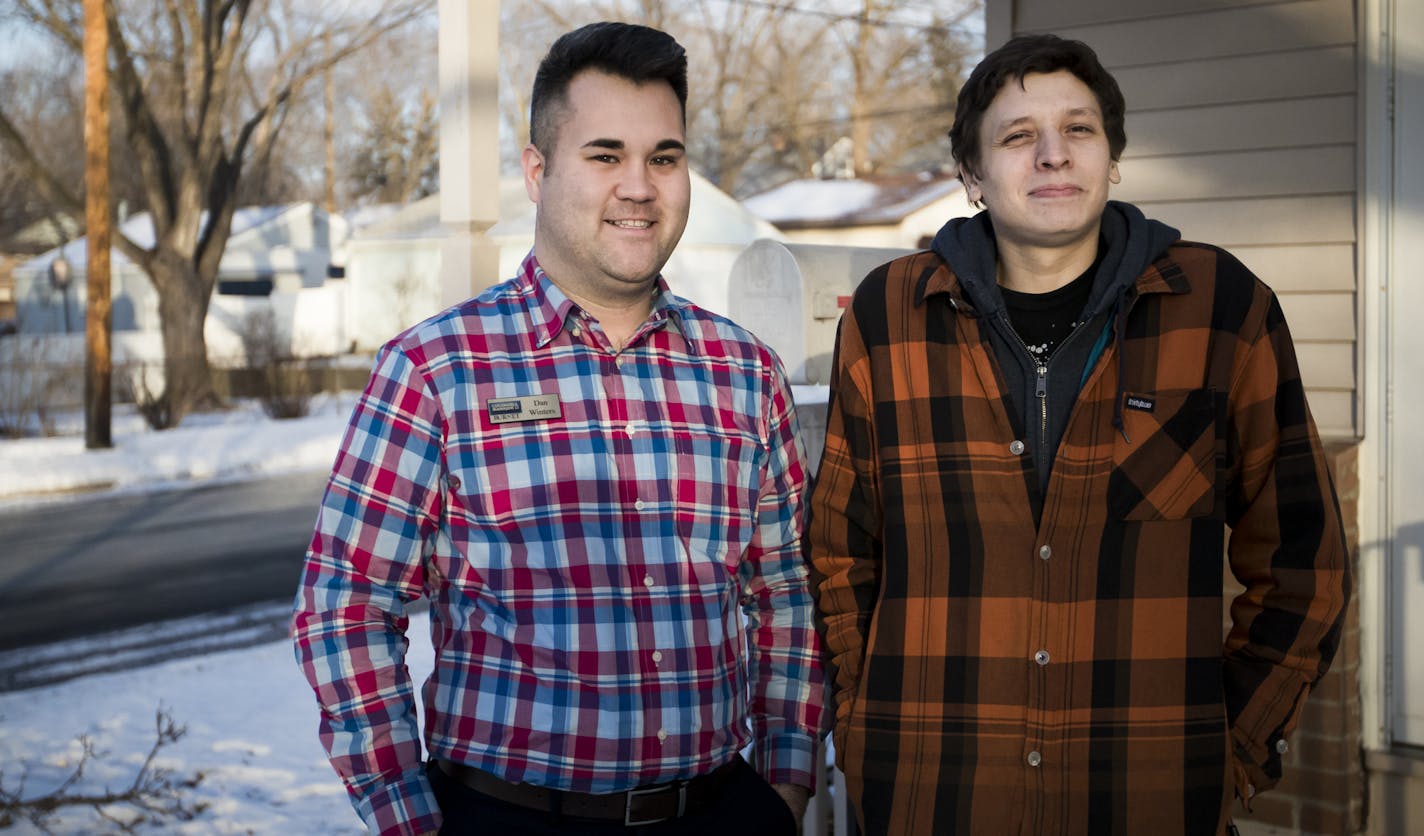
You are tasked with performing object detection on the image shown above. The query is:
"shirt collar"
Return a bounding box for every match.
[516,251,696,353]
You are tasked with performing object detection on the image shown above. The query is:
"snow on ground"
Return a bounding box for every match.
[0,393,404,833]
[0,608,435,834]
[0,392,361,507]
[0,385,832,834]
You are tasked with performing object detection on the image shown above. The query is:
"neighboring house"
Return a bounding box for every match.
[342,170,784,352]
[985,1,1420,833]
[742,168,976,249]
[2,213,83,330]
[340,192,445,352]
[13,203,349,360]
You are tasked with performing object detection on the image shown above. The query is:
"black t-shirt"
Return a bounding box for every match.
[1000,252,1102,364]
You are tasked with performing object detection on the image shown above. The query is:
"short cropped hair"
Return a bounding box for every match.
[948,34,1126,181]
[529,21,689,156]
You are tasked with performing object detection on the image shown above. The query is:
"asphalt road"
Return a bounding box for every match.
[0,470,330,652]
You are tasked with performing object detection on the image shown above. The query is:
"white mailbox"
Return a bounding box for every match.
[728,239,912,385]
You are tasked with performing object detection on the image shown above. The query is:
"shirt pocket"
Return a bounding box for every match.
[671,426,761,578]
[1108,387,1222,521]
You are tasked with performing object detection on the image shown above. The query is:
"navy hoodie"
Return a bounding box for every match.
[930,200,1180,503]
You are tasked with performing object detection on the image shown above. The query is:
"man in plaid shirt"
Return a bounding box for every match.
[293,22,823,836]
[808,34,1349,836]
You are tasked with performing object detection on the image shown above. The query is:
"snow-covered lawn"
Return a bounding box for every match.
[0,394,399,833]
[0,607,435,834]
[0,393,359,507]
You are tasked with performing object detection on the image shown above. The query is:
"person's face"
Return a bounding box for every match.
[522,70,690,303]
[961,69,1120,253]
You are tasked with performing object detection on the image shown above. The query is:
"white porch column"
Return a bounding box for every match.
[437,0,501,307]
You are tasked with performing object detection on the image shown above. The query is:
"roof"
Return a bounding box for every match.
[347,194,444,241]
[743,169,965,230]
[17,204,310,273]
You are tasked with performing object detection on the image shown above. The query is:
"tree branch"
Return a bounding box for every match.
[0,108,84,217]
[0,707,204,832]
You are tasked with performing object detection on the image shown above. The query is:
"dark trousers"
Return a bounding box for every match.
[427,755,797,835]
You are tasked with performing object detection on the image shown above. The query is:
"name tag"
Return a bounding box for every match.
[1124,394,1156,413]
[487,394,562,424]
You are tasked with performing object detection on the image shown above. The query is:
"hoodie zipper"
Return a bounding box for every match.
[1002,314,1050,455]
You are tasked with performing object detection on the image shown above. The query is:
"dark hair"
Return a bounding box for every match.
[529,22,688,155]
[948,34,1126,181]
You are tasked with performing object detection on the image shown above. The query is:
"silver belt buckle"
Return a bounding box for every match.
[623,781,687,827]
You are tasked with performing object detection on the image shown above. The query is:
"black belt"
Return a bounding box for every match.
[435,757,739,827]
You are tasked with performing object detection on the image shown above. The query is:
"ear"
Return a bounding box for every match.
[522,143,546,203]
[959,167,984,206]
[1108,159,1121,185]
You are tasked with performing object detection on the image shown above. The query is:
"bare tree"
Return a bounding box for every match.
[498,0,980,197]
[0,0,435,427]
[345,85,439,205]
[0,60,88,247]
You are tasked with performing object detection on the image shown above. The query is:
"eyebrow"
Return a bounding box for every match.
[581,138,687,153]
[994,106,1102,134]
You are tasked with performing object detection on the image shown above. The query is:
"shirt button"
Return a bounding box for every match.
[1039,544,1052,560]
[651,650,663,663]
[657,729,668,742]
[643,575,655,588]
[634,499,646,511]
[1034,650,1050,666]
[1275,739,1289,755]
[625,422,638,438]
[571,326,582,338]
[1009,440,1026,455]
[1027,751,1042,767]
[446,474,461,491]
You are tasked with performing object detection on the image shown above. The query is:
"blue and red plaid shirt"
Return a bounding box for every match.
[293,254,824,836]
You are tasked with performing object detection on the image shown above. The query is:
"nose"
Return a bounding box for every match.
[616,163,656,202]
[1036,133,1069,170]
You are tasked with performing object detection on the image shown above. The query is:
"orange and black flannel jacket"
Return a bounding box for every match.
[808,241,1350,836]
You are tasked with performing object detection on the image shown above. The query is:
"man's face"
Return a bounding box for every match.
[961,69,1120,253]
[522,70,690,303]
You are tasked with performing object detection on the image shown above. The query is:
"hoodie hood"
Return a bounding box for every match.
[929,200,1180,317]
[928,200,1183,502]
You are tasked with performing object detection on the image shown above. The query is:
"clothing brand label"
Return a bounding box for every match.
[487,394,562,424]
[1124,394,1156,413]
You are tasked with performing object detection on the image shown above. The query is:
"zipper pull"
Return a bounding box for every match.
[1035,365,1047,400]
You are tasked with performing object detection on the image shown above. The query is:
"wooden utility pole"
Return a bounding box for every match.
[82,0,112,449]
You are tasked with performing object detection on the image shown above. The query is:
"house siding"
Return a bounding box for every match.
[1010,0,1358,439]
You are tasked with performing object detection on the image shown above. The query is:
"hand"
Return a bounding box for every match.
[770,782,809,830]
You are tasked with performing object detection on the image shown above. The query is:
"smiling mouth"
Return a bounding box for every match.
[607,219,653,229]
